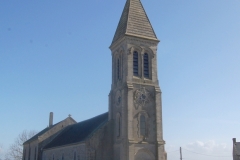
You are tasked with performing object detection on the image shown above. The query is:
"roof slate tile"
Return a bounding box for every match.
[44,112,108,149]
[112,0,158,45]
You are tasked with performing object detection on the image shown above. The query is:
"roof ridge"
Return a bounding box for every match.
[23,127,49,144]
[125,0,131,39]
[76,112,108,124]
[43,112,109,149]
[43,125,72,149]
[86,118,108,140]
[111,0,130,44]
[136,0,157,39]
[23,116,76,145]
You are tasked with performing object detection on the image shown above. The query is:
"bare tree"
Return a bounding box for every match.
[5,130,37,160]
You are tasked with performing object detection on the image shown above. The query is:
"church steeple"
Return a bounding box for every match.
[111,0,158,45]
[109,1,166,159]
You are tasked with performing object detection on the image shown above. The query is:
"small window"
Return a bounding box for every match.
[62,154,64,160]
[143,53,149,78]
[140,115,146,136]
[52,154,54,160]
[133,51,138,76]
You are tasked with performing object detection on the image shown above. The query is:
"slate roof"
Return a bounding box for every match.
[23,127,50,144]
[44,112,108,149]
[112,0,158,45]
[23,117,76,145]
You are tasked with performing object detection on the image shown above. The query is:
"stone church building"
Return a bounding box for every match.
[233,138,240,160]
[23,0,167,159]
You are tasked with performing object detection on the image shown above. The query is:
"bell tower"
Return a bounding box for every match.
[108,0,167,159]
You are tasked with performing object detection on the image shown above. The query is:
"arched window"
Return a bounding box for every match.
[140,115,146,136]
[133,51,138,76]
[117,116,121,137]
[117,58,120,80]
[23,148,26,160]
[28,147,31,160]
[143,53,149,78]
[34,147,37,160]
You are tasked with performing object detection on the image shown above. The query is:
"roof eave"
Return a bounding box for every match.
[125,33,159,42]
[109,34,160,50]
[43,141,86,151]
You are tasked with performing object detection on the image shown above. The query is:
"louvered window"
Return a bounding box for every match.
[143,53,149,78]
[133,51,138,76]
[140,115,146,136]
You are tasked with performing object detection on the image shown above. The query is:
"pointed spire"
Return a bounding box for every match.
[111,0,158,45]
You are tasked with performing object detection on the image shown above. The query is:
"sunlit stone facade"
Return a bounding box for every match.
[23,0,167,160]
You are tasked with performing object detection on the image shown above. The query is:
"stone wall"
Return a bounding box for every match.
[42,121,113,160]
[23,140,38,160]
[23,117,76,160]
[109,34,166,160]
[86,121,114,160]
[42,143,86,160]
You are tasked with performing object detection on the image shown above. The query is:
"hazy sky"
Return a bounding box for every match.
[1,0,240,160]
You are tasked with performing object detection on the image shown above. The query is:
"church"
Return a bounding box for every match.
[23,0,167,159]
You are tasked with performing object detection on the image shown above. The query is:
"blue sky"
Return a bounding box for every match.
[0,0,240,160]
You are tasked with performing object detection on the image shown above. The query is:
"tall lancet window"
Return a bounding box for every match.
[143,53,149,78]
[116,114,121,137]
[28,147,31,160]
[117,58,120,80]
[74,152,76,160]
[23,149,26,160]
[34,147,37,160]
[140,115,146,136]
[133,51,139,76]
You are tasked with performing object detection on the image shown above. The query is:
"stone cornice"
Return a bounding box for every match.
[155,86,162,93]
[157,140,166,145]
[126,81,134,90]
[110,35,159,50]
